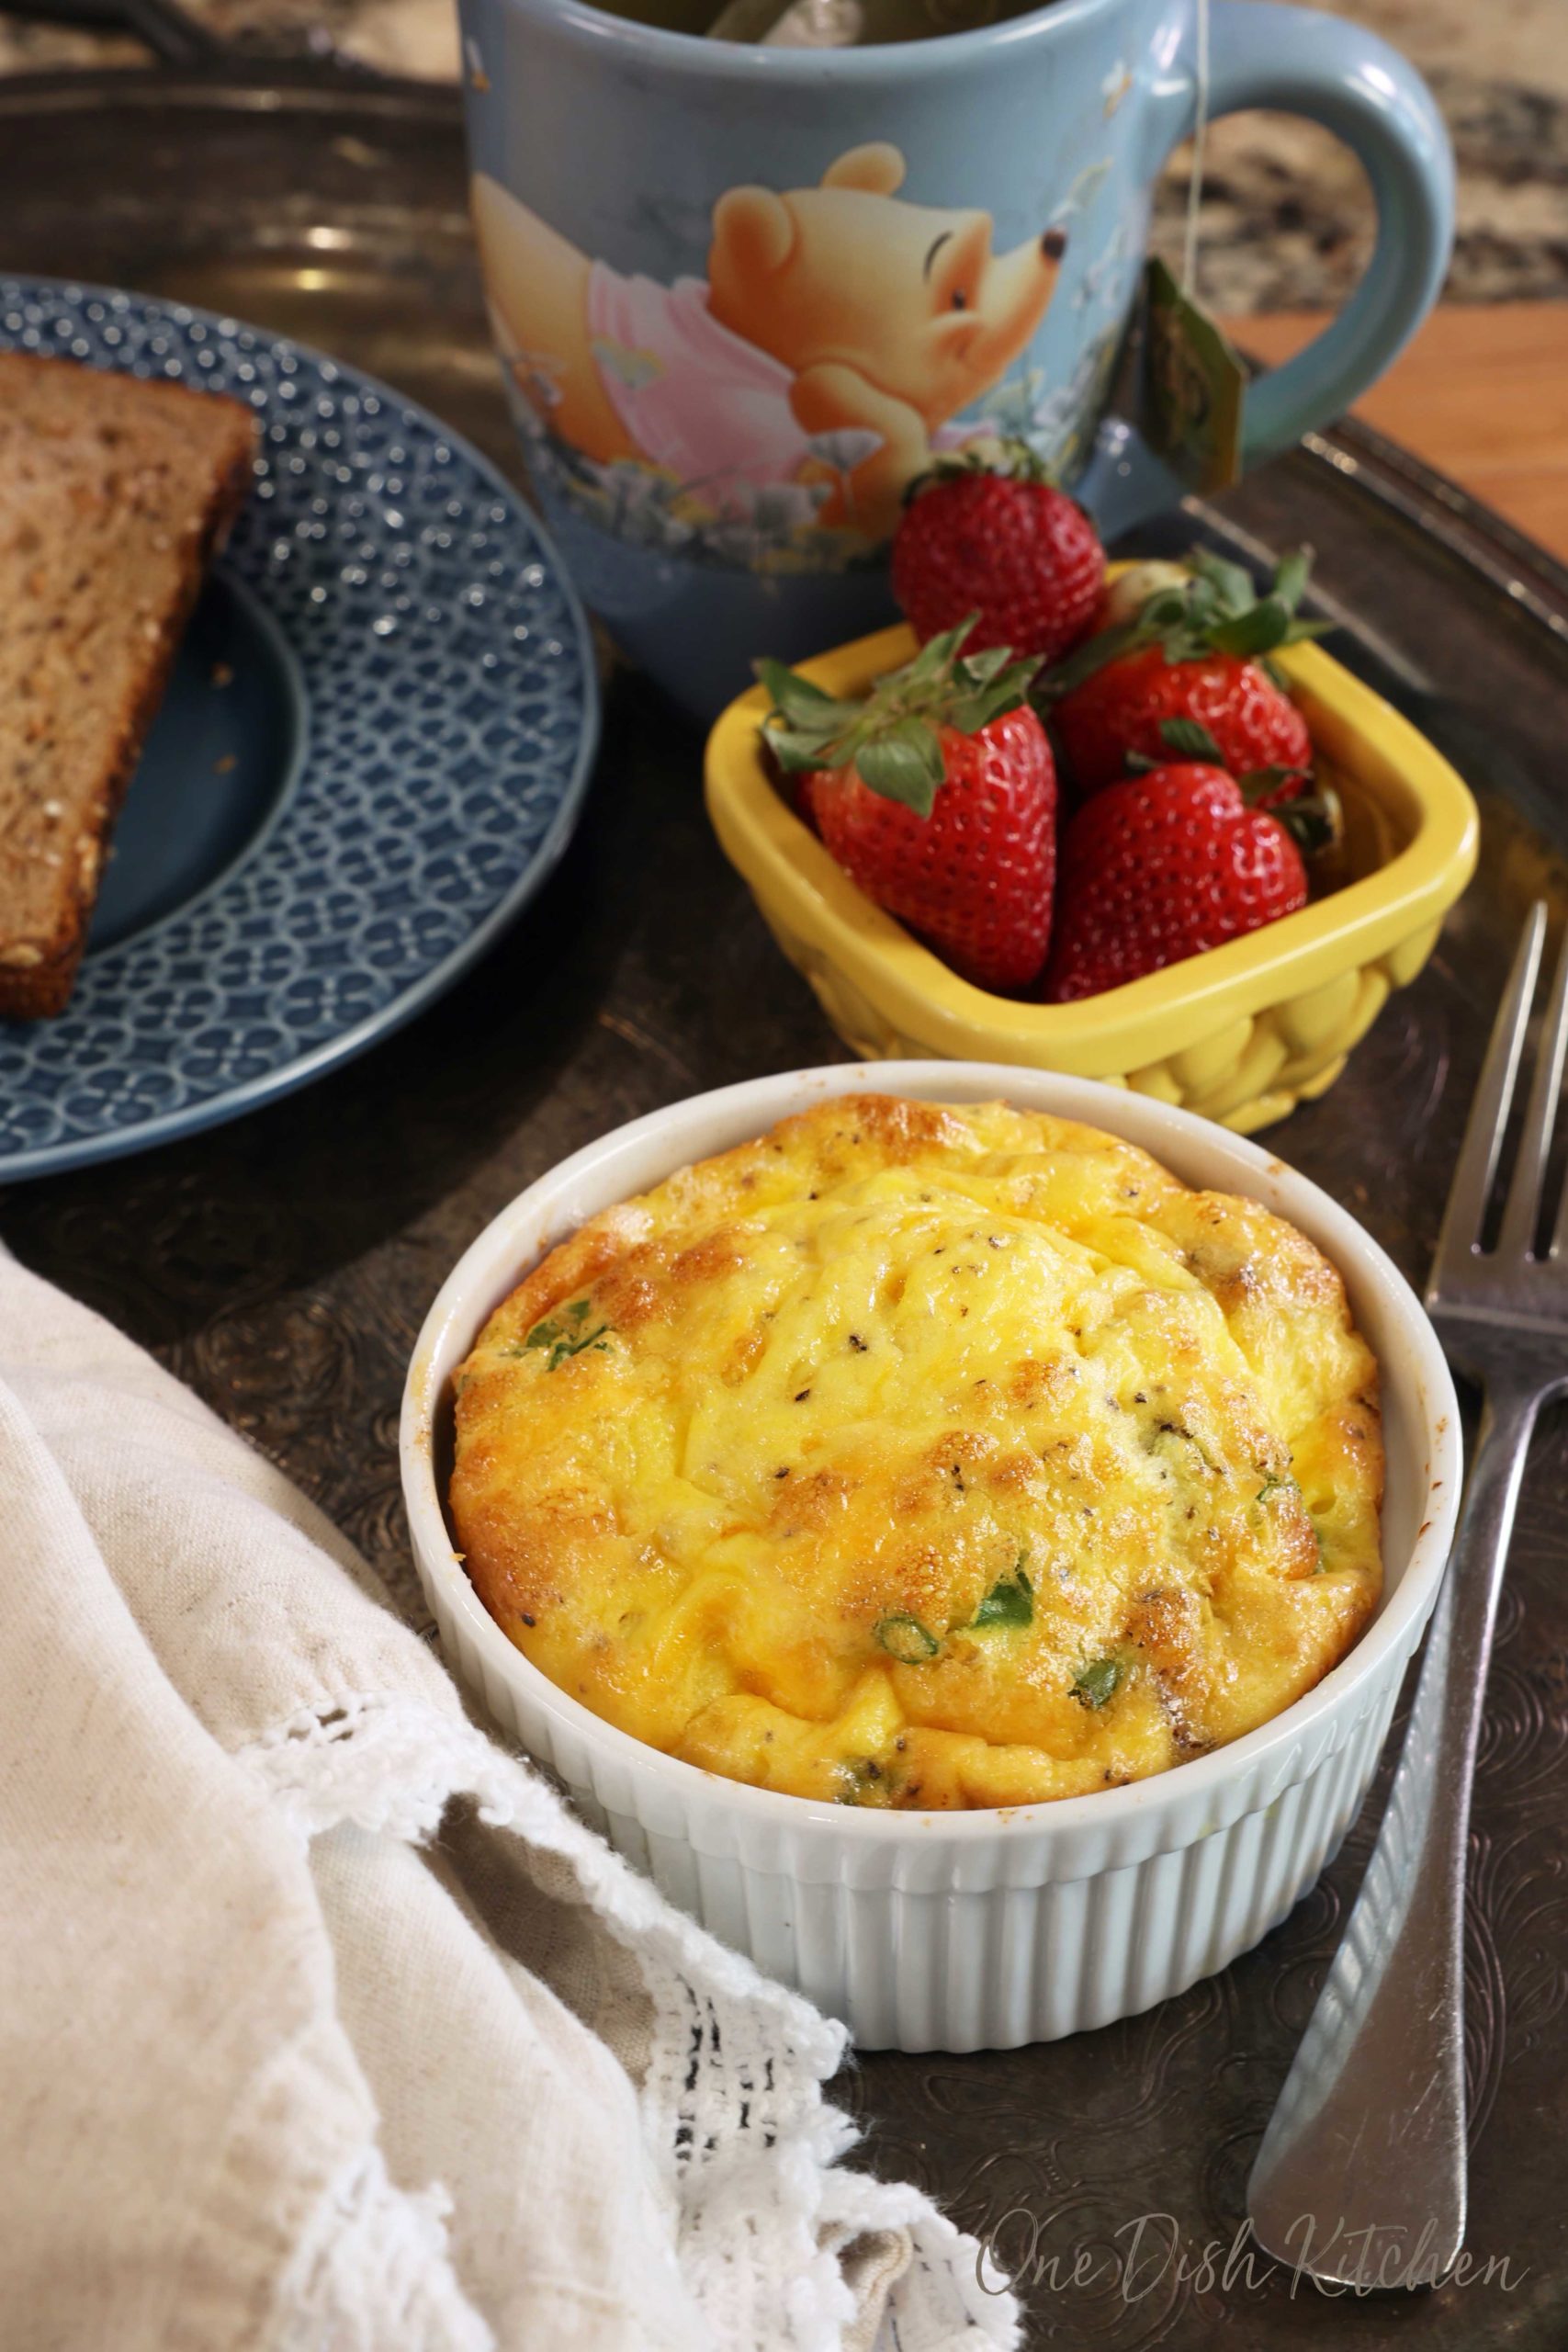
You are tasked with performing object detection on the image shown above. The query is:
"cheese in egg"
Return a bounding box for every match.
[449,1096,1382,1809]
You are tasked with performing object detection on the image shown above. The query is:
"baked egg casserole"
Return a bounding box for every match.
[449,1095,1382,1809]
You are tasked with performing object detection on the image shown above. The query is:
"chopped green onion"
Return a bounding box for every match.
[1071,1656,1123,1710]
[522,1305,612,1370]
[875,1611,941,1664]
[973,1564,1034,1629]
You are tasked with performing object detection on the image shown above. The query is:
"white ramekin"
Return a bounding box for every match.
[401,1064,1461,2052]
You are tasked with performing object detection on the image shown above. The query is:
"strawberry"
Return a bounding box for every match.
[757,622,1055,992]
[1043,762,1307,1002]
[1054,645,1312,794]
[1043,548,1324,795]
[892,445,1103,666]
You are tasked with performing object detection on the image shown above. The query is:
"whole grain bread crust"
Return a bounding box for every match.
[0,356,257,1019]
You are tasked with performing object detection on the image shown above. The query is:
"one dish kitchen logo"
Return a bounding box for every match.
[975,2210,1529,2301]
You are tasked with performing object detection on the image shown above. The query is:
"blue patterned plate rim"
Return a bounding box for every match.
[82,571,314,974]
[0,276,601,1184]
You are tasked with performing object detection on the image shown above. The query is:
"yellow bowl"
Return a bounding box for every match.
[705,611,1479,1134]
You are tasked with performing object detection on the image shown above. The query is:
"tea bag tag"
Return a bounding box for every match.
[1131,0,1244,493]
[1134,255,1247,496]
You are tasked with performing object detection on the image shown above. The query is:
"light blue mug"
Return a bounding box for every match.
[458,0,1452,717]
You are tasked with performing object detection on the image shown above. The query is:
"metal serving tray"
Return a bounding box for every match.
[4,54,1567,2346]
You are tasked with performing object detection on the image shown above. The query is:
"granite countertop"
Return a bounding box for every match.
[0,0,1563,311]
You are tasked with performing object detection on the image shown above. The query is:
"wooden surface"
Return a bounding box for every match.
[1224,302,1568,563]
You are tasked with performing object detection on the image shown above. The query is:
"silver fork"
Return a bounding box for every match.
[1247,902,1568,2291]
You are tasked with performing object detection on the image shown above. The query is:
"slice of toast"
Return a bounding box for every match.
[0,352,257,1018]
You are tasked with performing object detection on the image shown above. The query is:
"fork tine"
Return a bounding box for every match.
[1427,904,1547,1302]
[1549,950,1568,1260]
[1500,918,1568,1261]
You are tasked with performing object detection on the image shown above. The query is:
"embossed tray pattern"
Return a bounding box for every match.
[3,61,1567,2347]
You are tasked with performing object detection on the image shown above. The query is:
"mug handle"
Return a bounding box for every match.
[1206,0,1455,464]
[1081,3,1453,533]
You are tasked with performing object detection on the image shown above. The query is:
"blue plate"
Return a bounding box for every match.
[0,279,599,1181]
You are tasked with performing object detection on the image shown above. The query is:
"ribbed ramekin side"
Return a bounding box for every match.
[413,1504,1413,2052]
[628,1689,1398,2051]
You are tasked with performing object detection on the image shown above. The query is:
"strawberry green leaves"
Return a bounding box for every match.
[855,720,947,813]
[757,619,1041,820]
[1037,545,1329,702]
[1206,599,1306,659]
[903,434,1058,500]
[750,661,854,784]
[1186,545,1330,660]
[1241,769,1344,859]
[1127,717,1290,777]
[1184,548,1254,611]
[1158,716,1225,763]
[1037,611,1150,701]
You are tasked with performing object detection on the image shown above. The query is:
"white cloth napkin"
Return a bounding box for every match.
[0,1253,1020,2352]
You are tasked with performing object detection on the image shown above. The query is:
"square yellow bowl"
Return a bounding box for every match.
[704,606,1479,1134]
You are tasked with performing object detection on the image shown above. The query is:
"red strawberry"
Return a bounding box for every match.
[1043,547,1322,795]
[1055,645,1311,794]
[892,447,1103,665]
[757,623,1055,992]
[1043,763,1307,1002]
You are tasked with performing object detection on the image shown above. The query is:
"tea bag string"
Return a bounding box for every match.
[1182,0,1211,297]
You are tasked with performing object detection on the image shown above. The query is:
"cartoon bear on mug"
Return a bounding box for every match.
[471,144,1066,545]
